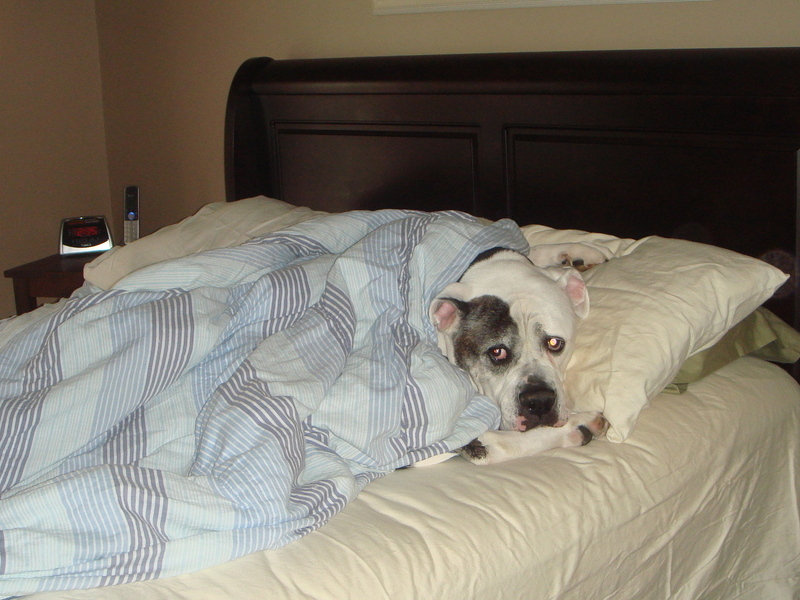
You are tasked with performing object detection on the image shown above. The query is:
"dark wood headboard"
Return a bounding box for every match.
[224,48,800,329]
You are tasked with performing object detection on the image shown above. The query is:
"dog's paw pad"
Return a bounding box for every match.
[574,260,604,273]
[577,425,593,446]
[458,439,488,462]
[558,252,573,267]
[584,414,608,437]
[566,413,607,447]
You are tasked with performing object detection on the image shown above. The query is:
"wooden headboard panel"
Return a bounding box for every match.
[225,48,800,329]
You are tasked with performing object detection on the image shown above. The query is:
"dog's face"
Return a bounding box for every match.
[430,249,589,432]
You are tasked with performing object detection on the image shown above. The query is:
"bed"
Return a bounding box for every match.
[4,48,800,599]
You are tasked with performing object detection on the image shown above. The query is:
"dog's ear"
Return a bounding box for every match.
[546,267,590,319]
[564,273,589,319]
[430,283,470,332]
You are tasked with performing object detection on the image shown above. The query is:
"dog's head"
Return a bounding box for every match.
[430,248,589,432]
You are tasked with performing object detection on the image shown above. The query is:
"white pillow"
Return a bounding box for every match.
[521,223,635,258]
[84,197,326,289]
[560,235,788,441]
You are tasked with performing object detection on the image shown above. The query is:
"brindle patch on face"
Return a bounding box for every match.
[452,295,519,372]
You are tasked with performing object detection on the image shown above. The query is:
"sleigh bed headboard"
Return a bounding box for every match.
[224,48,800,330]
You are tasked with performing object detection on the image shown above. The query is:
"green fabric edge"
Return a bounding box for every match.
[664,307,800,394]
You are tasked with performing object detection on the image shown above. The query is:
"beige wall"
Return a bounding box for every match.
[0,0,110,317]
[93,0,800,238]
[2,0,799,316]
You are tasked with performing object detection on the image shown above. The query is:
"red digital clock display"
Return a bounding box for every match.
[69,225,100,238]
[60,216,112,255]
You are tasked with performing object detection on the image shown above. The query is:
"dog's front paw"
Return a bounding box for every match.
[459,430,526,465]
[457,438,489,464]
[529,244,610,271]
[560,250,608,272]
[565,412,607,447]
[457,431,513,465]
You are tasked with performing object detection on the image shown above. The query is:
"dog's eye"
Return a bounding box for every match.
[545,337,565,353]
[487,345,511,364]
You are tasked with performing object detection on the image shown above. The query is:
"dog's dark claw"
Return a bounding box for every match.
[459,439,488,460]
[577,425,593,446]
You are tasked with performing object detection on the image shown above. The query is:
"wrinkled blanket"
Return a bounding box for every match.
[0,209,527,596]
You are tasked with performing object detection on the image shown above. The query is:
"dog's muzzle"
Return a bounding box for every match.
[516,377,559,431]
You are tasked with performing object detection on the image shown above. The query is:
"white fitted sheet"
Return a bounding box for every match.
[30,356,800,600]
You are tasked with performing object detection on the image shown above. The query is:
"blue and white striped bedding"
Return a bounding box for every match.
[0,209,527,597]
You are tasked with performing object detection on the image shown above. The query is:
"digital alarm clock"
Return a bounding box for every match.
[60,216,113,255]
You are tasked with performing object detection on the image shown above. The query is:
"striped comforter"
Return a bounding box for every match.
[0,209,526,596]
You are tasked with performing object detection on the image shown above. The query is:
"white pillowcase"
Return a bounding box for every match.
[545,234,787,442]
[84,197,326,290]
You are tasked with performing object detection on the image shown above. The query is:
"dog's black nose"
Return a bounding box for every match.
[517,379,557,429]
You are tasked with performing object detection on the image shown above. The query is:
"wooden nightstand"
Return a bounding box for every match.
[3,253,101,315]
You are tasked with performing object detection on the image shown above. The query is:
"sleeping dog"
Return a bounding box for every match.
[429,245,607,465]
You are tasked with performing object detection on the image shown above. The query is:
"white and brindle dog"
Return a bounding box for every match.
[429,245,608,465]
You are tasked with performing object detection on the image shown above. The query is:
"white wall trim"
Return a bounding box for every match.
[374,0,712,15]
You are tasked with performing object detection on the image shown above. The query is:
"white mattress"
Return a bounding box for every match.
[30,356,800,600]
